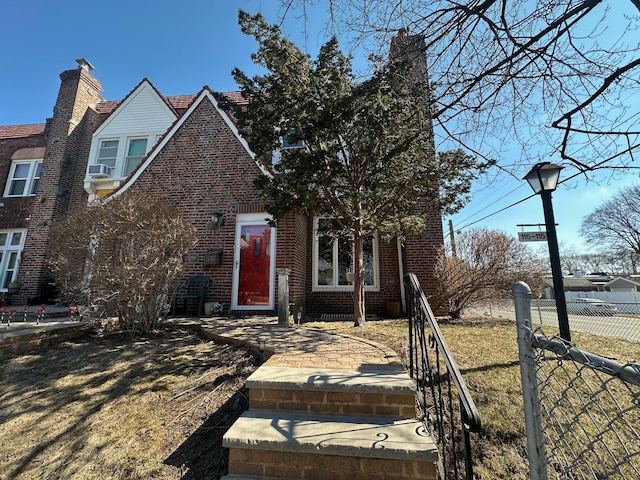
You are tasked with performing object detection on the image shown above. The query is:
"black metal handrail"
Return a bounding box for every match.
[404,273,481,480]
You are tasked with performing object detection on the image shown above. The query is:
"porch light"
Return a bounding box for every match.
[207,209,225,231]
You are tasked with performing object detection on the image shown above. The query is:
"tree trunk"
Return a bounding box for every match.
[353,227,366,327]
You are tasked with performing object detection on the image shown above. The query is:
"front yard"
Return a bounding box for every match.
[1,316,638,479]
[0,325,258,480]
[306,316,640,479]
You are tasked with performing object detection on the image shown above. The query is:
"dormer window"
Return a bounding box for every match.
[124,138,148,176]
[89,136,151,179]
[97,139,118,169]
[4,160,43,197]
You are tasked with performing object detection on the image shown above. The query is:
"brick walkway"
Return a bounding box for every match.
[1,314,405,372]
[192,317,404,371]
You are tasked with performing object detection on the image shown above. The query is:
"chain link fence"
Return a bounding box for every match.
[534,329,640,479]
[475,298,640,342]
[514,283,640,479]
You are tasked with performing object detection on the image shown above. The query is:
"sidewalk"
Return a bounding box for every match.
[0,304,83,340]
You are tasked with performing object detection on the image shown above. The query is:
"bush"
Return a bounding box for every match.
[49,192,197,335]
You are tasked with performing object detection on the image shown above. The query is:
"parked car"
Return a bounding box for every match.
[567,298,619,316]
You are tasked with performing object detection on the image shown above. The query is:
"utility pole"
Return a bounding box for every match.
[448,220,457,257]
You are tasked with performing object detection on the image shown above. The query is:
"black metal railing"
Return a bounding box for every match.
[404,273,482,480]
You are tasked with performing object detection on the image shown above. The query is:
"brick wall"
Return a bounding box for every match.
[404,213,444,310]
[274,212,308,315]
[125,96,268,311]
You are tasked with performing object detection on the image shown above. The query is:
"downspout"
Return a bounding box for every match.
[397,238,406,313]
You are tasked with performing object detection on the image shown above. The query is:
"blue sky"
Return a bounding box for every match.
[1,0,637,255]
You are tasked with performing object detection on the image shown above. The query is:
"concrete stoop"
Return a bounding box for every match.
[222,366,438,480]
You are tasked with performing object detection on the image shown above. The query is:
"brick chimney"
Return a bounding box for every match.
[17,60,103,303]
[389,28,429,87]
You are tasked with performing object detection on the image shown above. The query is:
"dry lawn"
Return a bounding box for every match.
[2,316,637,480]
[0,324,258,480]
[305,316,640,479]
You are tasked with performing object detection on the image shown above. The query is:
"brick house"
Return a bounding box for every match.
[0,44,444,317]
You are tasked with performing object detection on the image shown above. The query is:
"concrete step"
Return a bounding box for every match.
[247,366,417,418]
[223,410,438,480]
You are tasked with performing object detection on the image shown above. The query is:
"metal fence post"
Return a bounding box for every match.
[513,281,549,480]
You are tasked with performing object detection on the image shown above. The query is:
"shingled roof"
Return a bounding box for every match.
[95,91,245,116]
[0,123,45,140]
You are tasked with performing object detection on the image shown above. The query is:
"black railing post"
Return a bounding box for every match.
[404,273,481,480]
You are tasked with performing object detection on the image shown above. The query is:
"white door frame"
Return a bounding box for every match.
[231,213,276,310]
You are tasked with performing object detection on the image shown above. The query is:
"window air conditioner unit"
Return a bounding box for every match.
[88,164,113,178]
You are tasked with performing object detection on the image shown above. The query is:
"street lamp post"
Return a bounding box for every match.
[523,162,571,342]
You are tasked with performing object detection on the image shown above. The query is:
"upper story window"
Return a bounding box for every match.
[4,160,43,197]
[124,138,148,176]
[312,217,379,291]
[271,130,304,165]
[97,139,119,168]
[281,131,304,149]
[89,136,151,179]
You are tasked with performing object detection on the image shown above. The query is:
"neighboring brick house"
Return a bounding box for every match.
[0,51,444,317]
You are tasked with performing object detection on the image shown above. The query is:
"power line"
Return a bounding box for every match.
[454,171,587,231]
[455,193,535,231]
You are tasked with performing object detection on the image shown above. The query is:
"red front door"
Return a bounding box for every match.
[233,219,275,309]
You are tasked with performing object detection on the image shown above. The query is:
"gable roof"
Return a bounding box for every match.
[109,86,268,199]
[606,276,640,288]
[91,78,179,138]
[0,124,45,140]
[95,91,245,116]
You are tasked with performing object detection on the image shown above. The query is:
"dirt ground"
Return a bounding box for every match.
[0,324,259,480]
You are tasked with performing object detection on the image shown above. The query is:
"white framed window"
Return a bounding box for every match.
[90,136,151,179]
[312,217,379,291]
[4,160,43,197]
[123,137,148,176]
[0,229,26,290]
[281,130,304,149]
[97,139,119,168]
[271,130,304,165]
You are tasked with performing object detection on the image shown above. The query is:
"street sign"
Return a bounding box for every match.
[518,231,548,242]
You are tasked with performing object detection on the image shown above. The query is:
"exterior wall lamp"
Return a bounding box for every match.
[523,162,571,341]
[207,209,225,231]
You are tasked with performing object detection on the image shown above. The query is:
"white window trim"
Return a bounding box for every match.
[123,137,149,177]
[88,134,154,180]
[4,159,42,197]
[0,229,26,291]
[312,217,380,292]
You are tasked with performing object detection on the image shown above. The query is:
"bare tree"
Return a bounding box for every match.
[49,192,197,335]
[580,183,640,273]
[435,228,547,319]
[276,1,640,180]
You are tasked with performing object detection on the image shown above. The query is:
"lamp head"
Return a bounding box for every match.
[523,162,563,194]
[207,209,224,230]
